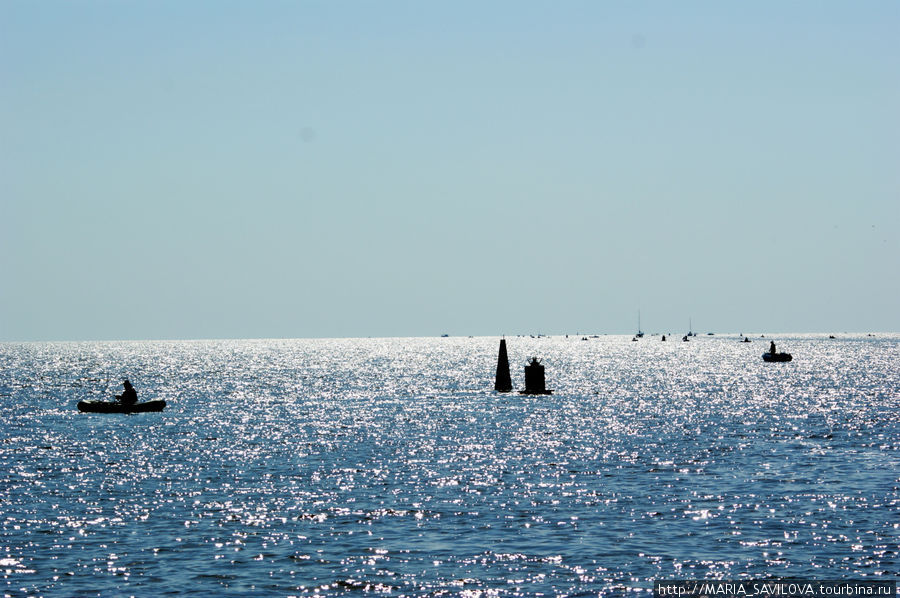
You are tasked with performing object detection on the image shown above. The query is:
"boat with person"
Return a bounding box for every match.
[77,400,167,413]
[762,340,792,362]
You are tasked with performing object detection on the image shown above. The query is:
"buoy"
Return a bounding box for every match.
[494,338,512,392]
[520,357,553,395]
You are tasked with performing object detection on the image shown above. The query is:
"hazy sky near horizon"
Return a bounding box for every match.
[2,2,898,341]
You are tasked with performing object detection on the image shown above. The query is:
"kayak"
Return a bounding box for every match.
[77,400,167,413]
[762,352,792,362]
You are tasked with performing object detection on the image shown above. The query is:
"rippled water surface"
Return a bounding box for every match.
[1,335,898,596]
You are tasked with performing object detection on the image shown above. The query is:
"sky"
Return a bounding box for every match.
[1,1,898,341]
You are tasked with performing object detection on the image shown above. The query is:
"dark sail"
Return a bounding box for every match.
[494,338,512,392]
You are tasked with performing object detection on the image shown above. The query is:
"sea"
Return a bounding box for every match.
[1,334,898,597]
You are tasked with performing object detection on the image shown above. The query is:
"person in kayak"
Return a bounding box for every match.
[117,380,137,405]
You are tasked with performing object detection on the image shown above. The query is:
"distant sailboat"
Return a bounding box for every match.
[494,338,512,392]
[635,311,644,338]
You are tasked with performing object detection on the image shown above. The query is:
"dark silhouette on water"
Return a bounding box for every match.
[520,357,553,395]
[763,341,793,362]
[494,338,512,393]
[78,399,167,413]
[78,378,166,413]
[117,380,137,405]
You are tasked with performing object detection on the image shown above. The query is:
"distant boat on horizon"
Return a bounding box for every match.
[635,311,644,338]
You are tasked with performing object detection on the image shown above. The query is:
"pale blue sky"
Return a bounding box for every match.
[2,2,898,341]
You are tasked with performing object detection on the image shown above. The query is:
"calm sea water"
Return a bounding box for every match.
[1,334,898,596]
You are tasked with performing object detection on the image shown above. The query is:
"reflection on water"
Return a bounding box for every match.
[1,335,898,595]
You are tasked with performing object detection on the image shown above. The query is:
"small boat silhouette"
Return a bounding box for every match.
[762,352,792,362]
[78,399,166,413]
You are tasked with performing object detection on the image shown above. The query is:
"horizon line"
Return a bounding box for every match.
[0,331,893,344]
